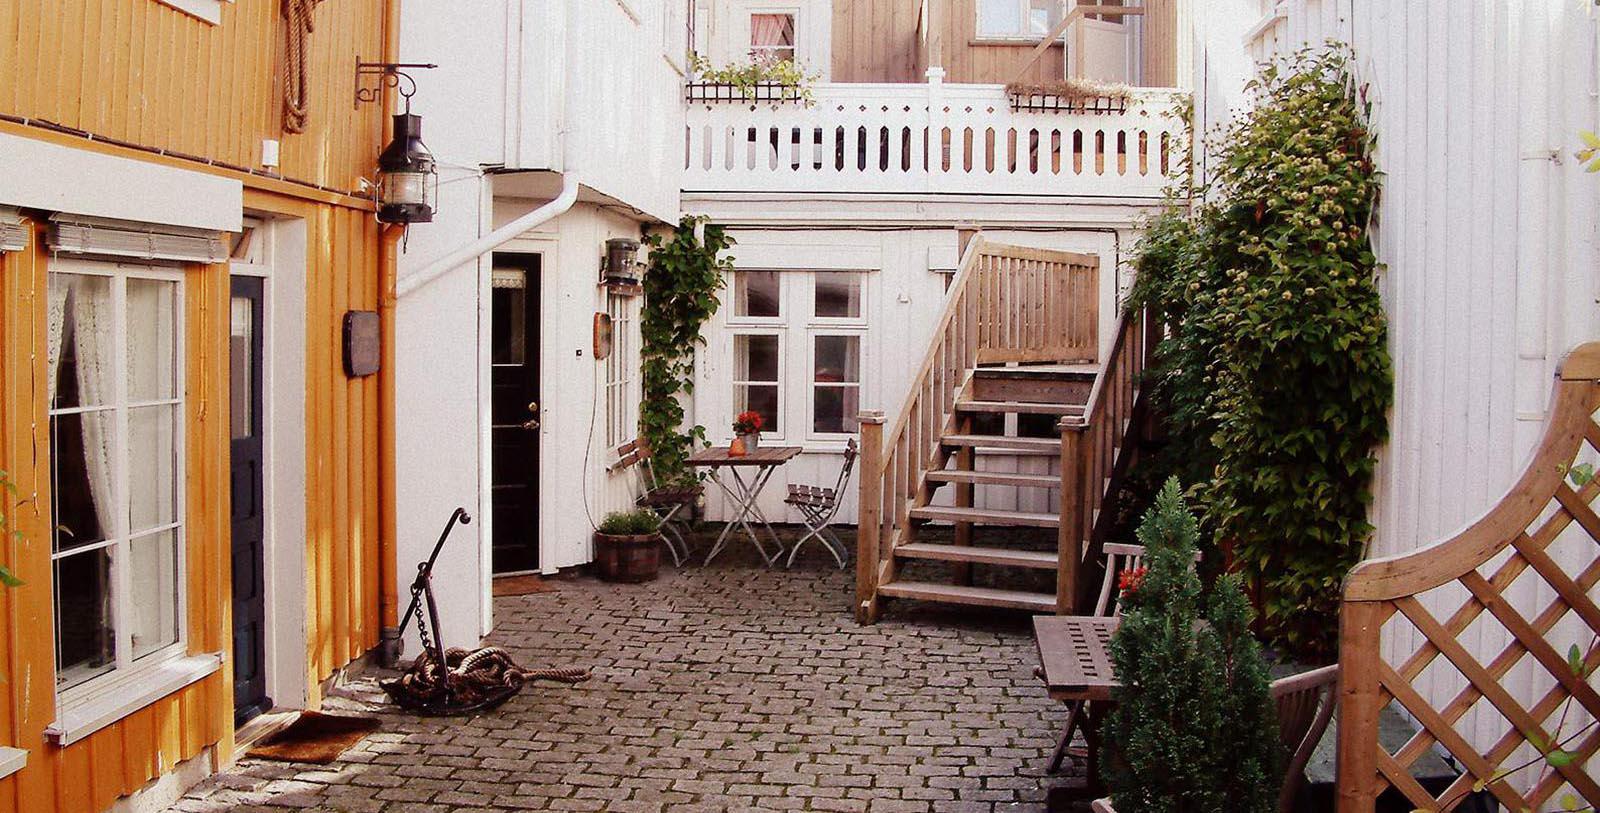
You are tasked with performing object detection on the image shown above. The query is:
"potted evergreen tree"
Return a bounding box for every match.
[593,509,664,583]
[1097,478,1280,813]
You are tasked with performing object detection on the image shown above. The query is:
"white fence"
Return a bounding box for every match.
[684,80,1188,198]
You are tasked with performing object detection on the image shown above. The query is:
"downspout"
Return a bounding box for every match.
[394,175,578,298]
[378,0,404,662]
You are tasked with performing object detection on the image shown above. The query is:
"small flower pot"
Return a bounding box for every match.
[740,432,760,452]
[728,436,748,457]
[593,531,661,583]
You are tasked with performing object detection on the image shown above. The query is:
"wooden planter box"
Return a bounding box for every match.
[593,532,661,583]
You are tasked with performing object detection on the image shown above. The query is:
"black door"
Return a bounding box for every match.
[491,254,541,573]
[229,276,271,725]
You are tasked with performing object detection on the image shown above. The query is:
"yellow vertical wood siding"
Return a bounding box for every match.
[0,1,391,810]
[0,0,386,195]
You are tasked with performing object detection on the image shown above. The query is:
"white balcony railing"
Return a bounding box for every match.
[684,80,1188,198]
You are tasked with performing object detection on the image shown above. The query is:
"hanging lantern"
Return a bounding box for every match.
[377,113,436,224]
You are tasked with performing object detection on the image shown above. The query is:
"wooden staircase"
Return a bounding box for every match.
[855,239,1151,622]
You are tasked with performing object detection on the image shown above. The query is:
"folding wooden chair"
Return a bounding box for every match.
[609,439,701,566]
[782,438,858,569]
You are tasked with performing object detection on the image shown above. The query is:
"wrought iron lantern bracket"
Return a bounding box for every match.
[354,59,437,110]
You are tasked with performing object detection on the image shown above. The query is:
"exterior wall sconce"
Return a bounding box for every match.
[603,238,643,286]
[356,59,439,225]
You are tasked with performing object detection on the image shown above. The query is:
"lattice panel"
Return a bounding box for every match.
[1337,352,1600,813]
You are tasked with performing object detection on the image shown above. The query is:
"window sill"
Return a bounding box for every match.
[0,748,25,780]
[46,653,222,747]
[969,37,1062,47]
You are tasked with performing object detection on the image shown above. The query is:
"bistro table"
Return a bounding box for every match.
[688,444,802,566]
[1034,615,1120,799]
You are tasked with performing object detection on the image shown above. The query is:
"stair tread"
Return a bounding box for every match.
[878,580,1057,612]
[973,364,1098,380]
[909,505,1060,527]
[941,434,1059,452]
[925,469,1059,488]
[895,543,1058,569]
[956,399,1084,415]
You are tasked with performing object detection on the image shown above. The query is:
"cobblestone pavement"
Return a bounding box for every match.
[170,527,1085,813]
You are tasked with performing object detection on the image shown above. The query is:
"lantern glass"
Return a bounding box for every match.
[383,170,429,207]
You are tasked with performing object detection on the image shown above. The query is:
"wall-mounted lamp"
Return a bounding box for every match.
[603,238,643,286]
[356,59,439,225]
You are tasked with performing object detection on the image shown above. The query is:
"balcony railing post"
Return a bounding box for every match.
[925,67,945,194]
[1056,418,1086,614]
[856,410,887,625]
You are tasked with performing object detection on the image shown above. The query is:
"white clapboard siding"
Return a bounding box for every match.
[1223,0,1600,786]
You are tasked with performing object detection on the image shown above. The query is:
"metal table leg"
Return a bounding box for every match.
[702,465,781,566]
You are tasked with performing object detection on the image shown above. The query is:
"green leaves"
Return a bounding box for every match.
[1130,44,1391,659]
[1577,130,1600,174]
[640,217,733,485]
[0,470,23,588]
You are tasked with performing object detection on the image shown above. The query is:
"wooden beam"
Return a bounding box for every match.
[1007,5,1146,86]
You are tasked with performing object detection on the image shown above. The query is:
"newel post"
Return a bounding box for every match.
[1335,599,1385,812]
[925,67,946,194]
[1056,418,1085,614]
[856,410,886,625]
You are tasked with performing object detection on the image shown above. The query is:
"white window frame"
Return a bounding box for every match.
[730,329,785,441]
[747,8,800,63]
[47,260,190,715]
[975,0,1066,41]
[604,294,639,447]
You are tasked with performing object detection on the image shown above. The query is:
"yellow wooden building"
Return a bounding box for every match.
[0,1,399,809]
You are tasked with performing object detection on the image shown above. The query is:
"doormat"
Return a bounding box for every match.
[492,574,555,596]
[246,711,381,764]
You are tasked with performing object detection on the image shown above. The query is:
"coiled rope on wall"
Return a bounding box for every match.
[282,0,324,134]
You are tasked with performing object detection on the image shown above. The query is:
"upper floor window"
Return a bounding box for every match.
[750,12,797,62]
[977,0,1062,39]
[48,260,186,695]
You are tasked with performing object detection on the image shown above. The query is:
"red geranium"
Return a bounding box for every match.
[733,410,764,435]
[1117,566,1148,598]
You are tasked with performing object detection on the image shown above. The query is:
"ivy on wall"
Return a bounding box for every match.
[639,216,733,485]
[1129,46,1392,659]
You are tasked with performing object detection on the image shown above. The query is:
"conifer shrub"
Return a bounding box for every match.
[1100,478,1279,813]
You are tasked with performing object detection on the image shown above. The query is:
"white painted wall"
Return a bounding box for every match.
[1212,0,1600,780]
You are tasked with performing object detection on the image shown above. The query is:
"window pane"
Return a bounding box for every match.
[491,269,527,365]
[128,404,178,534]
[813,387,860,434]
[750,13,796,61]
[56,547,115,690]
[814,273,862,318]
[735,384,780,434]
[734,272,780,318]
[735,334,780,383]
[50,410,115,551]
[48,273,114,411]
[814,335,861,384]
[130,529,180,659]
[127,277,179,402]
[1028,0,1061,35]
[230,295,255,440]
[978,0,1022,35]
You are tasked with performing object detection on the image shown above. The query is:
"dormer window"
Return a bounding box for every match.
[750,12,797,62]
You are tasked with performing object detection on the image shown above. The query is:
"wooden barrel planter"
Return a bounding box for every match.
[593,531,661,583]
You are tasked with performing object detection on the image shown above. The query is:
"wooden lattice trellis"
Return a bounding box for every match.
[1337,344,1600,811]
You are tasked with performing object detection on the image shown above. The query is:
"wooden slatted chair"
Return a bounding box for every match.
[1089,663,1339,813]
[783,438,858,569]
[1047,542,1198,773]
[609,439,701,566]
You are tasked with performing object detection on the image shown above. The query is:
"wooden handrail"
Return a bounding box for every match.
[1009,3,1147,86]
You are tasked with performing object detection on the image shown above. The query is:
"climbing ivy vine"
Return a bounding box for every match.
[639,216,732,485]
[0,470,26,588]
[1128,46,1391,659]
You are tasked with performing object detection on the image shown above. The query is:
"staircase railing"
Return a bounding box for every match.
[856,238,1100,623]
[1056,306,1153,612]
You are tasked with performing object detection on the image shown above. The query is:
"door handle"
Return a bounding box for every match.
[522,401,540,431]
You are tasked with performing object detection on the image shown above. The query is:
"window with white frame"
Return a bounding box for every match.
[726,270,867,441]
[977,0,1063,38]
[47,260,185,695]
[749,12,797,62]
[605,295,639,446]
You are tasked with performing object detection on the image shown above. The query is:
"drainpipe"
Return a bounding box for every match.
[378,0,404,665]
[394,174,579,298]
